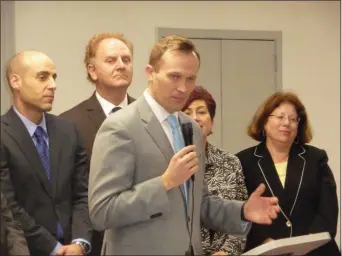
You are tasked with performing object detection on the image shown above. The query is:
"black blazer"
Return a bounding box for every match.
[236,142,339,255]
[60,92,135,159]
[0,108,92,255]
[1,192,29,256]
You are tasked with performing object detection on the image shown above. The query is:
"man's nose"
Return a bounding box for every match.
[48,78,57,90]
[117,57,125,69]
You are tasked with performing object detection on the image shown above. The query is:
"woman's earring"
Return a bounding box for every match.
[208,130,213,136]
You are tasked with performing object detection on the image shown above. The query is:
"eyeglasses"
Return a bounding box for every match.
[269,115,301,125]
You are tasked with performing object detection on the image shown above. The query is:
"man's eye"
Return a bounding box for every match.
[170,74,180,79]
[122,57,131,63]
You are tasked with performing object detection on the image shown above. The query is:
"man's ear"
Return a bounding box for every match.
[87,63,97,81]
[145,64,154,83]
[9,74,21,91]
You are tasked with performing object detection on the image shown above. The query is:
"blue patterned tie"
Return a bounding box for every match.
[33,126,63,239]
[166,115,189,205]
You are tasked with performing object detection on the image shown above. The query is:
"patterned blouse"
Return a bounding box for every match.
[201,143,248,255]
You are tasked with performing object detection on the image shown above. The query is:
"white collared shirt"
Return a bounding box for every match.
[96,91,128,117]
[143,89,180,152]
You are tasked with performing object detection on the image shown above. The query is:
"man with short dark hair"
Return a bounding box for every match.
[1,50,92,256]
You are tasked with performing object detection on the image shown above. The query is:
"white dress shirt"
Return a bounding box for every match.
[96,91,128,117]
[143,89,183,152]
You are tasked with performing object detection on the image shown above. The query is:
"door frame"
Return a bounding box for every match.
[156,27,282,90]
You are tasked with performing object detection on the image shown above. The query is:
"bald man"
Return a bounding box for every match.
[0,51,92,256]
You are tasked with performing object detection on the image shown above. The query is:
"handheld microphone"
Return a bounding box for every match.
[181,122,195,256]
[181,123,194,182]
[181,123,193,146]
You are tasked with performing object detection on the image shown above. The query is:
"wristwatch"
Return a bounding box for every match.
[73,241,91,255]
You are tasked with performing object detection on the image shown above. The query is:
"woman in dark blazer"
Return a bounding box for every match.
[236,92,340,256]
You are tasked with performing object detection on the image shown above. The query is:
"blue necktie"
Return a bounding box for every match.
[166,115,189,205]
[34,126,63,239]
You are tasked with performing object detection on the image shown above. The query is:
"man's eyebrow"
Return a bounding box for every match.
[36,71,49,76]
[36,71,57,79]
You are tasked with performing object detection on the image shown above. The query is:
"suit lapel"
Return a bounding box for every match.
[2,108,53,197]
[85,93,107,132]
[137,97,174,164]
[46,114,62,197]
[255,143,285,201]
[282,144,306,215]
[127,94,135,104]
[84,92,135,131]
[137,96,191,216]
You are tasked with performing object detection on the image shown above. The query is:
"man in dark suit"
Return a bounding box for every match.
[60,32,135,159]
[1,51,92,255]
[1,192,29,256]
[60,33,135,256]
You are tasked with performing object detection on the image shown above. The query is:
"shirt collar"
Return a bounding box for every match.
[143,89,179,124]
[95,91,128,116]
[13,106,47,137]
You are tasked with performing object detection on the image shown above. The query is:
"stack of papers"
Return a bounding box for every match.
[242,232,331,255]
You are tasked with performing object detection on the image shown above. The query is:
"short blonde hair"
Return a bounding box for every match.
[84,32,133,83]
[149,35,200,71]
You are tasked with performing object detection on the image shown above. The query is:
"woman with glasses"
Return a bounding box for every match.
[182,86,248,256]
[236,92,339,256]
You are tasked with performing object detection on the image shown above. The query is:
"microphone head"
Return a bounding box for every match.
[181,122,193,146]
[181,122,195,182]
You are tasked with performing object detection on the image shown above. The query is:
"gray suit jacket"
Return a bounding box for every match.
[88,96,250,255]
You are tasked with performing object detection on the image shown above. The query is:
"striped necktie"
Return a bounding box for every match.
[33,126,63,239]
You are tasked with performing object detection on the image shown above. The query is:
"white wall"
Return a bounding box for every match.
[1,1,15,114]
[13,1,340,247]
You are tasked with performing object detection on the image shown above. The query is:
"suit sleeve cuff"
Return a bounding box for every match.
[50,242,63,255]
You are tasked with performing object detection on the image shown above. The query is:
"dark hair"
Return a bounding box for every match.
[248,91,313,144]
[182,86,216,119]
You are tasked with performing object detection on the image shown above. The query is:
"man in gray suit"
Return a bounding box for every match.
[89,35,280,255]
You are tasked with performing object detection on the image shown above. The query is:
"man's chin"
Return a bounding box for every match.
[110,79,131,88]
[42,104,53,112]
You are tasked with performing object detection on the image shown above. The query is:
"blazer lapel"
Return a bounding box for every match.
[46,114,62,197]
[254,143,285,201]
[282,144,306,216]
[137,97,190,216]
[127,94,136,105]
[137,97,174,164]
[85,93,107,132]
[2,108,53,197]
